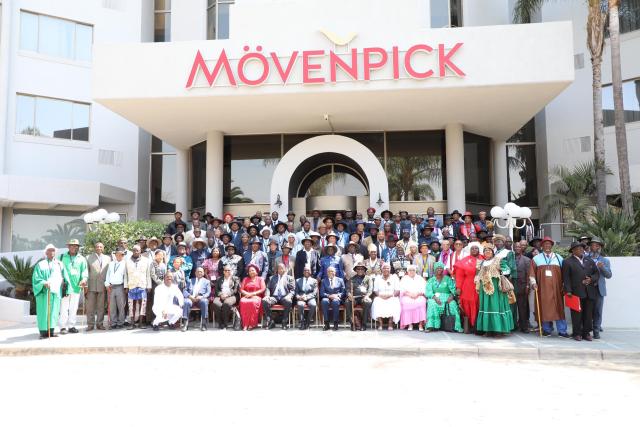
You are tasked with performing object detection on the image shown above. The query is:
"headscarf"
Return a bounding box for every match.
[434,261,446,272]
[43,244,56,255]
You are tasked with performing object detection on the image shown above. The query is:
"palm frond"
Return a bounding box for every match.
[513,0,547,23]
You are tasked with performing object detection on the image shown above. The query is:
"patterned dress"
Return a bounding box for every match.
[425,275,463,332]
[475,258,515,333]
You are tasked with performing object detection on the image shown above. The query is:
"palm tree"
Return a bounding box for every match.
[387,156,441,201]
[229,180,254,203]
[608,0,634,216]
[514,0,609,213]
[43,219,85,247]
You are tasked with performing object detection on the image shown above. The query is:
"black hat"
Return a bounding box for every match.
[287,211,296,217]
[275,222,287,230]
[451,210,462,216]
[336,221,347,229]
[578,235,592,243]
[221,232,232,240]
[225,243,236,251]
[249,237,262,245]
[589,237,605,248]
[528,237,542,245]
[381,210,393,217]
[248,224,259,233]
[569,241,585,252]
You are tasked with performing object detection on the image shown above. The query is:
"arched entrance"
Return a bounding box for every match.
[270,135,389,217]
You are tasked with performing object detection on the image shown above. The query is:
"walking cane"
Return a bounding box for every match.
[534,287,542,337]
[350,281,355,331]
[47,287,51,338]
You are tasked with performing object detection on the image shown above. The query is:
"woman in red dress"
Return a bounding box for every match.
[239,264,266,331]
[455,242,484,331]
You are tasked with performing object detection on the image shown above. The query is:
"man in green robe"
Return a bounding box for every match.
[58,239,88,334]
[32,244,70,339]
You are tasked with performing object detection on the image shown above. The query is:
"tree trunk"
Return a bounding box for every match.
[608,1,635,216]
[588,2,607,212]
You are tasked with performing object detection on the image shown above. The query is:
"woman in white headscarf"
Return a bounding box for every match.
[371,263,401,330]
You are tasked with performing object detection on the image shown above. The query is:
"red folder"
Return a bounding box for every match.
[564,295,581,312]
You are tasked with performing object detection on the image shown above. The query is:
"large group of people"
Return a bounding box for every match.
[32,208,612,342]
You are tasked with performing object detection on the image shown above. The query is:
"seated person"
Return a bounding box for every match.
[426,262,463,332]
[320,266,345,331]
[346,261,373,331]
[181,267,211,331]
[371,263,401,330]
[295,265,318,330]
[212,265,240,329]
[152,271,184,331]
[262,263,295,329]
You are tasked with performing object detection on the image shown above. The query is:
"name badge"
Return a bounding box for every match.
[398,271,405,277]
[359,286,366,293]
[422,272,428,278]
[545,270,553,277]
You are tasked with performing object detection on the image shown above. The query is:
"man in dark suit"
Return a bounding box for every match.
[294,236,320,278]
[262,263,294,329]
[320,266,346,331]
[242,238,268,280]
[295,265,318,329]
[562,241,599,341]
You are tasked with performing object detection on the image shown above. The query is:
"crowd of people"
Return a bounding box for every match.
[31,208,612,341]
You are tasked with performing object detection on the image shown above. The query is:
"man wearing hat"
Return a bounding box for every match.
[265,237,282,281]
[295,219,312,242]
[259,227,273,253]
[345,261,373,331]
[273,222,288,247]
[243,238,268,280]
[342,241,364,283]
[577,236,592,256]
[364,243,383,276]
[294,234,320,279]
[112,237,132,261]
[159,234,177,260]
[166,211,187,235]
[85,242,111,331]
[562,241,599,341]
[526,237,542,259]
[317,243,344,282]
[494,234,517,330]
[190,238,210,278]
[528,237,569,337]
[169,242,193,278]
[58,239,88,334]
[334,221,349,249]
[32,244,70,338]
[143,236,161,260]
[460,211,480,239]
[588,237,612,339]
[220,243,245,279]
[449,210,464,239]
[125,245,153,329]
[276,242,296,277]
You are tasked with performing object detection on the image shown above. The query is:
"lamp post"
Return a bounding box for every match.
[490,202,533,241]
[83,209,121,232]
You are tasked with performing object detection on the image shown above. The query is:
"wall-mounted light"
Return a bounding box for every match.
[376,193,384,207]
[275,194,283,208]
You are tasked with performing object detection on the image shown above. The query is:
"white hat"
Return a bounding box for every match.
[260,227,272,235]
[43,244,56,255]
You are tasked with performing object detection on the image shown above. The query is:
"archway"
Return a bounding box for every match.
[270,134,389,217]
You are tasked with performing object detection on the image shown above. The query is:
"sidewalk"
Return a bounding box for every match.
[1,321,639,363]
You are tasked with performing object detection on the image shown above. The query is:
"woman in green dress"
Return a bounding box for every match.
[425,262,463,332]
[474,244,515,336]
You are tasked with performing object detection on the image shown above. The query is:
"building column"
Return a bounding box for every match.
[206,131,224,217]
[493,139,509,207]
[445,123,466,213]
[175,148,189,216]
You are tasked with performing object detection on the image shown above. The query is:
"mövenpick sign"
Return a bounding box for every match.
[185,43,465,88]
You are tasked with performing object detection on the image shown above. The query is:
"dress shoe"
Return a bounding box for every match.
[200,322,207,331]
[593,331,601,339]
[267,320,275,329]
[298,322,305,330]
[59,328,68,335]
[152,325,159,331]
[281,323,289,330]
[323,321,330,331]
[181,320,189,332]
[542,331,551,337]
[559,333,571,339]
[68,327,79,334]
[86,325,95,332]
[583,334,593,341]
[573,335,583,341]
[96,325,105,330]
[332,321,339,331]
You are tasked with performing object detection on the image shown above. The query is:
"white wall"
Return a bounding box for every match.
[602,257,640,328]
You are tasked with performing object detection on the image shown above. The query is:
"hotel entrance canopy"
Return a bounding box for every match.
[92,22,574,149]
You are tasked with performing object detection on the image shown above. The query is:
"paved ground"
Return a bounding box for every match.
[1,354,638,426]
[1,320,639,362]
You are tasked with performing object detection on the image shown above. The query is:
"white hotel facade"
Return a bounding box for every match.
[0,0,639,252]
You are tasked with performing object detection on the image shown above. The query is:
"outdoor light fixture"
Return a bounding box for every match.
[83,209,121,228]
[376,193,384,207]
[490,202,532,240]
[275,194,283,208]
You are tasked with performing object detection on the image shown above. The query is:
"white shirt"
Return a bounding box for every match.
[105,259,127,286]
[153,284,184,315]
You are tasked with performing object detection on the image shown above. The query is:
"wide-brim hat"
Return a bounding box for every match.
[589,237,605,248]
[324,243,338,253]
[528,237,542,245]
[223,212,234,221]
[66,239,81,246]
[541,236,555,246]
[162,233,173,241]
[193,237,206,247]
[147,236,160,245]
[322,216,335,224]
[260,227,272,235]
[578,235,592,243]
[177,242,187,248]
[250,215,261,222]
[221,232,232,240]
[275,222,287,231]
[268,237,279,245]
[381,210,393,217]
[249,237,262,245]
[336,221,347,228]
[248,225,259,233]
[309,231,321,238]
[451,210,462,216]
[569,241,585,252]
[492,234,507,243]
[225,243,236,250]
[281,242,293,250]
[301,236,314,245]
[367,243,377,252]
[353,261,367,271]
[462,211,473,219]
[137,236,148,242]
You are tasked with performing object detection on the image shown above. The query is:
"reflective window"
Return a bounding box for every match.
[603,78,640,126]
[154,0,171,42]
[507,144,538,207]
[12,211,85,251]
[223,135,281,204]
[283,132,384,167]
[19,11,93,61]
[151,143,176,213]
[508,118,536,143]
[386,131,445,201]
[606,0,640,35]
[306,171,368,197]
[430,0,462,28]
[191,141,206,210]
[152,136,176,153]
[16,94,90,141]
[463,133,491,204]
[207,0,233,40]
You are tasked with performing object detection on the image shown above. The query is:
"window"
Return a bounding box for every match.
[463,133,491,204]
[19,11,93,61]
[16,94,90,141]
[151,136,176,213]
[507,144,539,207]
[191,141,206,210]
[430,0,463,28]
[207,0,234,40]
[507,118,536,143]
[602,78,640,126]
[154,0,171,42]
[606,0,640,35]
[386,131,446,201]
[12,210,85,251]
[304,165,368,197]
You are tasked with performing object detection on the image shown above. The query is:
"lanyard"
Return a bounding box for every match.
[543,253,555,266]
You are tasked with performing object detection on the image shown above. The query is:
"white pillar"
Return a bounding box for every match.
[445,123,465,213]
[175,148,189,216]
[493,139,509,207]
[206,131,224,217]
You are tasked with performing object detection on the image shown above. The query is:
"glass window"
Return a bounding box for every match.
[603,78,640,126]
[508,118,536,143]
[430,0,462,28]
[450,0,463,27]
[306,170,368,197]
[606,0,640,35]
[15,95,36,135]
[75,23,93,61]
[154,0,171,42]
[11,211,85,251]
[72,103,90,141]
[19,11,38,51]
[152,136,176,153]
[206,0,216,40]
[386,131,445,201]
[217,2,231,39]
[223,135,281,204]
[38,15,75,59]
[507,144,538,207]
[283,132,384,167]
[151,153,177,213]
[191,141,206,210]
[207,1,233,40]
[36,97,72,139]
[463,133,491,204]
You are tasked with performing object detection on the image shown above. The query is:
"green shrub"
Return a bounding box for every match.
[0,255,38,314]
[83,221,166,255]
[568,207,639,256]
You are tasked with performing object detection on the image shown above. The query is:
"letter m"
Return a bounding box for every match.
[185,49,237,88]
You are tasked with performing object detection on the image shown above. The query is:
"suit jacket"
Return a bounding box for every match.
[86,253,111,292]
[295,276,318,302]
[275,254,296,277]
[294,248,320,279]
[341,252,364,281]
[318,255,344,281]
[588,254,612,297]
[242,250,268,280]
[562,255,599,300]
[265,274,295,300]
[319,276,346,301]
[183,277,211,299]
[214,276,240,297]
